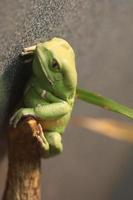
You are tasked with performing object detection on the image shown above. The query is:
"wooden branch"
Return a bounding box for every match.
[3,117,41,200]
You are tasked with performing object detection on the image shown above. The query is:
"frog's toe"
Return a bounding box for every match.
[13,115,21,128]
[10,109,24,128]
[10,113,18,127]
[10,110,19,125]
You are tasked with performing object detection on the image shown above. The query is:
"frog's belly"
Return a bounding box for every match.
[38,114,71,134]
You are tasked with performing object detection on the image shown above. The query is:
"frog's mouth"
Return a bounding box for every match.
[37,53,54,86]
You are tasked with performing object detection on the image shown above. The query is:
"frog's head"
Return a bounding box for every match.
[33,38,77,100]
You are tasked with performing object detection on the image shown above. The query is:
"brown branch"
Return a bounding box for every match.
[3,117,41,200]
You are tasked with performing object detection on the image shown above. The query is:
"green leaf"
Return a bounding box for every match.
[76,88,133,119]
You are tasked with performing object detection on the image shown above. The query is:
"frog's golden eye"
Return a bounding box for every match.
[51,59,60,70]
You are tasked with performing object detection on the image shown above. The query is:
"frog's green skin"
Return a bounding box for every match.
[10,38,77,158]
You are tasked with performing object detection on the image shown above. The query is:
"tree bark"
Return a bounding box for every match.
[3,117,41,200]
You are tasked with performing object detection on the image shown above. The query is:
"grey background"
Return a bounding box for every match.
[0,0,133,199]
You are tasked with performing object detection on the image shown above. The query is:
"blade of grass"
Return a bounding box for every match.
[76,88,133,120]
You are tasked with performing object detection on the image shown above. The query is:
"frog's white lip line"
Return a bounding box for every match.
[37,54,54,85]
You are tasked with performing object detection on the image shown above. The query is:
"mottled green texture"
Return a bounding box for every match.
[10,38,77,158]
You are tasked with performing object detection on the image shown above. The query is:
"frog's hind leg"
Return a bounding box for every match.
[44,131,63,158]
[36,125,63,158]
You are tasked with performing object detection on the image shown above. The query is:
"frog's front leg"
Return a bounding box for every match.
[21,45,37,63]
[21,45,37,56]
[10,108,63,158]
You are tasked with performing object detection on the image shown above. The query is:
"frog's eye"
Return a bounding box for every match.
[51,59,60,71]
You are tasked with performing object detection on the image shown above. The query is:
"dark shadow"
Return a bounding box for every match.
[0,54,32,161]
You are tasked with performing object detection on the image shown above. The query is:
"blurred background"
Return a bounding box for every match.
[0,0,133,199]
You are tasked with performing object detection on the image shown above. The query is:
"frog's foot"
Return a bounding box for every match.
[21,45,37,56]
[35,124,49,153]
[43,131,63,158]
[10,108,35,128]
